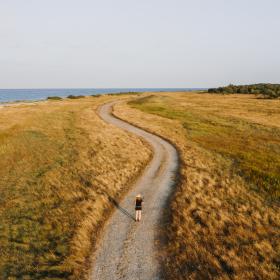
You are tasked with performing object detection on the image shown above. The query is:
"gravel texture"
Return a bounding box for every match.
[90,101,178,280]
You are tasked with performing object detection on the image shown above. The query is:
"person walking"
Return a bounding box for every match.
[135,194,143,222]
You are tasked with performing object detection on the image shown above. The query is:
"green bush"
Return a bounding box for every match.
[108,92,142,96]
[208,84,280,99]
[67,95,85,99]
[47,96,62,100]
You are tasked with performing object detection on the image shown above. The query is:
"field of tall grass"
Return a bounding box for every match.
[0,95,151,279]
[114,92,280,280]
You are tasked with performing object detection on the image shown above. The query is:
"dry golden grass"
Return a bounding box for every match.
[0,95,151,279]
[114,92,280,280]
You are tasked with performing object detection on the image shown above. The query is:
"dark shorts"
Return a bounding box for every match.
[135,207,142,211]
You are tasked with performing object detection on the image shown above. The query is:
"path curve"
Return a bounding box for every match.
[91,101,178,280]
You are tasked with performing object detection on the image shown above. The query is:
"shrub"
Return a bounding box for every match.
[47,96,62,100]
[208,84,280,99]
[108,92,142,96]
[67,95,85,99]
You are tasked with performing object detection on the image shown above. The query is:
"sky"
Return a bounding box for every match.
[0,0,279,88]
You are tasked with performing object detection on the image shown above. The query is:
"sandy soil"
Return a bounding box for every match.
[90,101,179,280]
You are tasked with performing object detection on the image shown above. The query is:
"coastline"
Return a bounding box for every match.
[0,88,205,104]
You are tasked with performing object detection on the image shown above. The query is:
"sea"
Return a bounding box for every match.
[0,88,205,103]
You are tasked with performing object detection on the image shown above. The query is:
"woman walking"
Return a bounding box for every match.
[135,194,143,222]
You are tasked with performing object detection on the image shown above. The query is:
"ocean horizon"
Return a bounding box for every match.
[0,88,206,103]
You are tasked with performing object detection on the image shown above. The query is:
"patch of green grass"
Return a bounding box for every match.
[0,112,79,278]
[130,96,280,202]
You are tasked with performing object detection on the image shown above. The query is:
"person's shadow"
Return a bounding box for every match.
[106,194,136,221]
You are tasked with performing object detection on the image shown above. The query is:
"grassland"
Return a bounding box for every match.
[114,92,280,280]
[0,95,151,279]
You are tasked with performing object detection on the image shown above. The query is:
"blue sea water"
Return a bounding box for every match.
[0,88,205,103]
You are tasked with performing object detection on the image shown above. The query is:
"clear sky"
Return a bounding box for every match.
[0,0,279,88]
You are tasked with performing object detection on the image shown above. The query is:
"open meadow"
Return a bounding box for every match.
[0,95,151,279]
[114,92,280,280]
[2,1,279,279]
[1,91,279,280]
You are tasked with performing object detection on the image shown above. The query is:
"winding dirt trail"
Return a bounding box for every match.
[91,101,178,280]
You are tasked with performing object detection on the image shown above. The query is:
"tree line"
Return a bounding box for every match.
[208,83,280,99]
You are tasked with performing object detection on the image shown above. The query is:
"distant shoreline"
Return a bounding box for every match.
[0,88,206,104]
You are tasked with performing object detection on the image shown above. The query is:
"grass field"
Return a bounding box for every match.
[0,95,151,279]
[114,92,280,280]
[130,93,280,202]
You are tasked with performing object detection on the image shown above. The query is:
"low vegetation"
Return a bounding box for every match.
[47,96,63,100]
[129,95,280,202]
[0,96,151,279]
[107,91,143,96]
[67,95,85,99]
[114,92,280,280]
[208,83,280,99]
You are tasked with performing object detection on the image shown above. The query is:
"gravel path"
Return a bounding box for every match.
[91,101,178,280]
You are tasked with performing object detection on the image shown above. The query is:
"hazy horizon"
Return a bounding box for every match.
[0,0,279,88]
